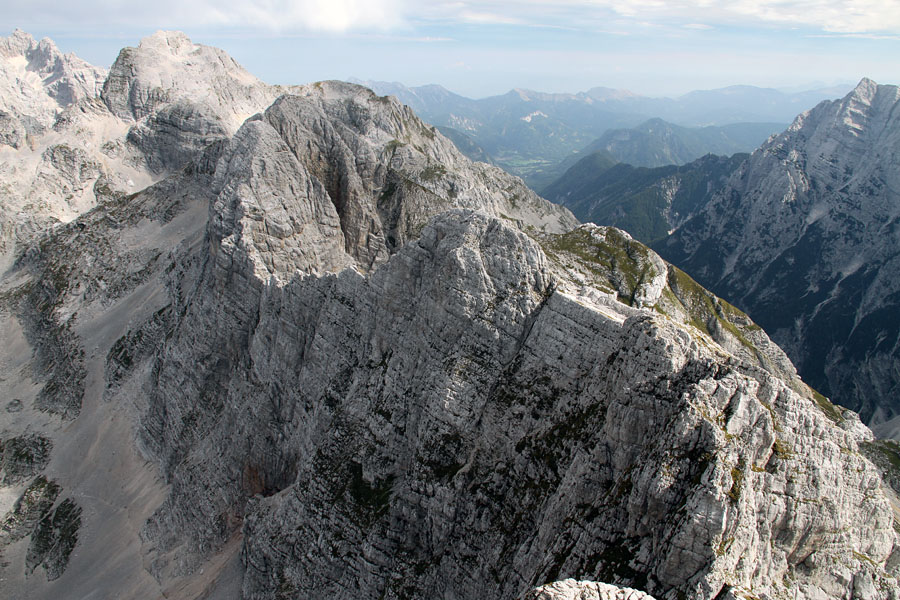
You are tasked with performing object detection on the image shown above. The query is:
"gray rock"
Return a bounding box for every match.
[0,29,106,129]
[0,476,61,544]
[0,110,25,148]
[25,497,82,581]
[101,30,277,130]
[523,579,657,600]
[657,78,900,428]
[0,434,52,485]
[0,32,896,600]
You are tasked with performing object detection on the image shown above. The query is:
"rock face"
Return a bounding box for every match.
[101,30,278,131]
[0,33,897,600]
[0,30,281,272]
[657,79,900,430]
[523,579,657,600]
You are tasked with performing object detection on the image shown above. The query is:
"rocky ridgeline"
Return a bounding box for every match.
[0,30,897,600]
[657,79,900,434]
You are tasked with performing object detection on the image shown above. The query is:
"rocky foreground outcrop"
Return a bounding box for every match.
[0,31,898,600]
[524,579,656,600]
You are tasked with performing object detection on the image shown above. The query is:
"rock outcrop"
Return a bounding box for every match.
[0,29,281,272]
[0,33,896,600]
[523,579,656,600]
[101,30,278,131]
[657,79,900,431]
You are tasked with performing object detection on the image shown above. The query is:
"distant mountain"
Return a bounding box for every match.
[579,119,783,168]
[356,80,848,188]
[435,125,494,164]
[542,152,747,243]
[527,118,779,192]
[0,28,106,135]
[656,78,900,429]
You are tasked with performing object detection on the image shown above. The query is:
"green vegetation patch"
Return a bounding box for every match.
[811,388,845,424]
[860,439,900,494]
[727,459,746,503]
[540,226,656,306]
[667,266,758,352]
[419,164,448,182]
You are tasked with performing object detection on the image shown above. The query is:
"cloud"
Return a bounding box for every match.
[3,0,409,34]
[808,32,900,40]
[203,0,408,32]
[420,0,900,35]
[684,23,713,30]
[5,0,900,35]
[457,10,525,25]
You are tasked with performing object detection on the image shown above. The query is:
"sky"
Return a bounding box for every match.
[3,0,899,98]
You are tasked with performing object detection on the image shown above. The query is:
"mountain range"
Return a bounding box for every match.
[542,152,747,244]
[0,29,897,600]
[546,78,900,439]
[655,78,900,436]
[356,79,849,188]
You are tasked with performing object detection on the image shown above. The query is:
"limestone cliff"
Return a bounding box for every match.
[0,32,896,600]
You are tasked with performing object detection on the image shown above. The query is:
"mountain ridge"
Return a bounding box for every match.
[356,78,847,187]
[0,30,896,600]
[656,77,900,429]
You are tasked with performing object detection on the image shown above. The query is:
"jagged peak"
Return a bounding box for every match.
[848,76,879,104]
[0,29,39,59]
[102,30,272,126]
[9,28,34,42]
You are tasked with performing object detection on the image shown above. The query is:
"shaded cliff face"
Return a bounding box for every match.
[542,152,747,245]
[0,31,897,600]
[124,88,895,599]
[656,79,900,430]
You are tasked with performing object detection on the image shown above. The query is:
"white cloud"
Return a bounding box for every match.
[420,0,900,35]
[4,0,900,35]
[3,0,409,34]
[684,23,713,30]
[204,0,408,32]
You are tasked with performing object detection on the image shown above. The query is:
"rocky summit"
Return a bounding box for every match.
[656,79,900,436]
[0,31,898,600]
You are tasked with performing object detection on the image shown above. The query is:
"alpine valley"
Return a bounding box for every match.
[0,29,898,600]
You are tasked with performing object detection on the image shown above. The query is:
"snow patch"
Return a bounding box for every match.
[521,111,548,123]
[805,204,828,224]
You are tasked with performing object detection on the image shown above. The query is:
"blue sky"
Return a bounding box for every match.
[3,0,899,97]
